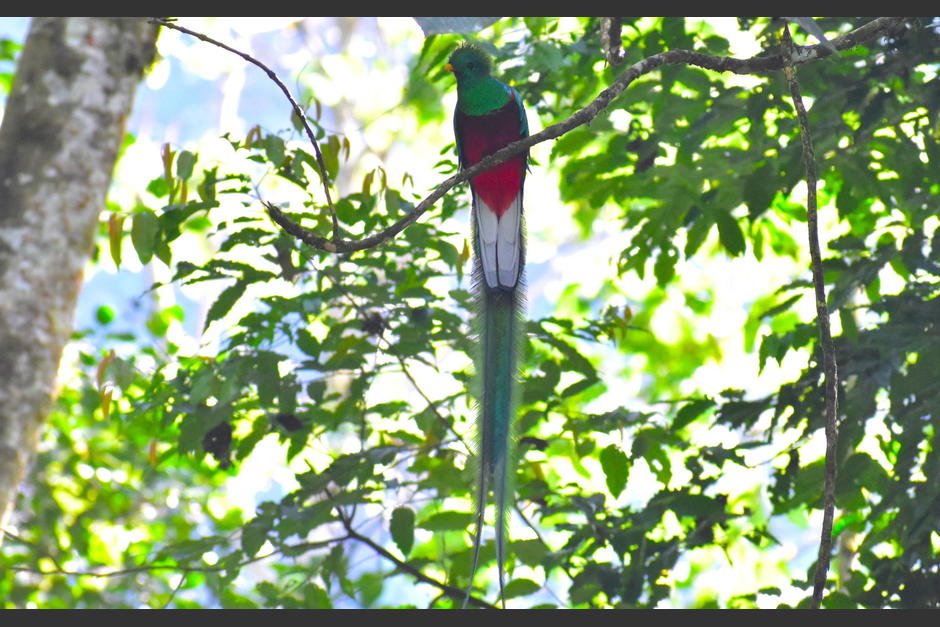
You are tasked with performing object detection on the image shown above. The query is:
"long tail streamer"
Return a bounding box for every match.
[464,265,523,608]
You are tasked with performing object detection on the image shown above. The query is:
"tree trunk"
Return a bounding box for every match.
[0,17,159,531]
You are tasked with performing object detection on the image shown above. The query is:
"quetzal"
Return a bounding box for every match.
[446,42,528,608]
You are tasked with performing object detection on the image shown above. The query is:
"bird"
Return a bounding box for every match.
[446,41,528,609]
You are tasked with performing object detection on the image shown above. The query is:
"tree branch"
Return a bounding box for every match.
[149,17,341,242]
[262,17,906,254]
[1,526,343,580]
[781,24,840,610]
[153,17,904,254]
[327,490,496,609]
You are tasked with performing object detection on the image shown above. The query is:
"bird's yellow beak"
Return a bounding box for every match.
[445,62,454,72]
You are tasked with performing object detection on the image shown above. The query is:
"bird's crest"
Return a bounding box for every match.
[447,42,493,76]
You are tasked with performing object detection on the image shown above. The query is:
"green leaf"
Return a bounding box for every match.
[205,281,246,330]
[296,329,321,358]
[537,332,597,380]
[108,213,124,267]
[173,260,199,280]
[241,517,270,557]
[744,162,776,218]
[511,539,548,567]
[176,150,197,180]
[131,210,159,264]
[390,507,415,557]
[146,176,170,198]
[264,134,286,167]
[560,376,598,398]
[672,398,715,431]
[600,444,628,497]
[713,210,745,256]
[418,510,473,532]
[356,572,384,607]
[504,577,541,599]
[323,135,340,178]
[653,245,678,286]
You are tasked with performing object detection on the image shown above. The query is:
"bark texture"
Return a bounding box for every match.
[0,17,158,530]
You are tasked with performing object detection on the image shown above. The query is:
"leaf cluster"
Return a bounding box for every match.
[4,17,940,609]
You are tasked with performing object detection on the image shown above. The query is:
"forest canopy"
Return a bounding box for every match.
[1,17,940,609]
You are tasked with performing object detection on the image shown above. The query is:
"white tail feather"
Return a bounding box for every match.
[474,199,500,288]
[496,198,521,288]
[474,194,522,290]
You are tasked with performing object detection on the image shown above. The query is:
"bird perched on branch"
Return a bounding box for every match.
[446,41,529,609]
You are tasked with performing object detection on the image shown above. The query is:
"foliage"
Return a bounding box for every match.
[3,17,940,608]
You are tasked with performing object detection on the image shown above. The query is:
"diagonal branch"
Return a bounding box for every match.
[149,17,341,242]
[154,17,904,254]
[327,489,496,609]
[261,17,906,254]
[782,23,840,610]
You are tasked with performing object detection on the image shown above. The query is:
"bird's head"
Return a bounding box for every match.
[445,43,492,83]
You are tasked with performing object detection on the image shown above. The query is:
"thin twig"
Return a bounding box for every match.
[335,289,471,450]
[393,350,470,449]
[326,489,496,609]
[149,17,341,242]
[513,503,572,606]
[161,567,190,608]
[782,23,840,610]
[1,527,341,580]
[145,17,902,609]
[262,17,904,254]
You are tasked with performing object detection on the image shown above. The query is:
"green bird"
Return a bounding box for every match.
[446,42,529,609]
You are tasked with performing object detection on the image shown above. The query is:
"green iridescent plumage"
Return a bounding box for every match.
[447,42,529,609]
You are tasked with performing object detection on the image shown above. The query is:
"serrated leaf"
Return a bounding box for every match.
[173,261,199,281]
